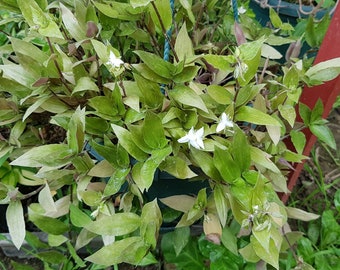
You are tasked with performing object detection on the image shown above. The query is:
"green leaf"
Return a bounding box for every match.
[159,156,197,179]
[334,189,340,212]
[310,124,336,150]
[286,207,320,221]
[231,127,251,172]
[10,144,74,168]
[221,226,238,255]
[86,212,141,236]
[290,130,306,154]
[111,124,148,161]
[190,148,222,181]
[169,85,208,113]
[60,3,86,41]
[93,1,141,21]
[305,57,340,83]
[269,8,282,28]
[29,212,69,235]
[37,251,67,264]
[161,232,205,270]
[66,241,86,268]
[70,204,92,228]
[305,16,317,48]
[6,200,25,250]
[0,78,31,99]
[214,146,240,183]
[142,112,168,149]
[67,107,85,153]
[134,73,163,108]
[134,50,175,79]
[86,237,149,266]
[130,0,151,8]
[321,210,340,246]
[38,184,56,214]
[104,167,130,196]
[175,22,194,62]
[278,104,296,128]
[73,77,99,95]
[160,195,196,212]
[235,84,264,107]
[10,37,48,64]
[250,147,280,174]
[251,236,279,269]
[207,85,233,105]
[148,0,172,31]
[237,37,265,85]
[88,96,119,121]
[214,185,229,227]
[17,0,64,39]
[235,106,281,126]
[140,199,162,248]
[171,227,190,256]
[132,146,172,191]
[299,103,312,125]
[310,99,324,124]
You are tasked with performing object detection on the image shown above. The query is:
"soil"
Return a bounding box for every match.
[1,110,339,270]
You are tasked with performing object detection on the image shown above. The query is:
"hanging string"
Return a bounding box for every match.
[231,0,239,23]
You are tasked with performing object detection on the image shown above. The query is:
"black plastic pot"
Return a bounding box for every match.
[249,0,329,26]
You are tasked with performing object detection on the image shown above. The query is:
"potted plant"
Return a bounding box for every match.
[0,0,340,269]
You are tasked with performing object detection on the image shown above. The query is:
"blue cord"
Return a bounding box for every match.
[231,0,239,23]
[161,0,175,93]
[163,0,175,62]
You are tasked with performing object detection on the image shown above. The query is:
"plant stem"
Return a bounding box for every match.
[46,37,72,96]
[150,1,179,62]
[20,184,46,200]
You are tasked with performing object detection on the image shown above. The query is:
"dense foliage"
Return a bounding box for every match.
[0,0,339,269]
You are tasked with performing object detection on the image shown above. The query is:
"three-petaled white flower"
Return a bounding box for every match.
[238,6,247,15]
[216,112,233,132]
[106,51,124,68]
[178,127,205,150]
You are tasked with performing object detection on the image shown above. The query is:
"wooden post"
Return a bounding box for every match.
[282,4,340,203]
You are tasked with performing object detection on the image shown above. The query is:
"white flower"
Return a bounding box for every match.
[216,112,233,132]
[178,127,205,150]
[238,6,247,15]
[106,51,124,68]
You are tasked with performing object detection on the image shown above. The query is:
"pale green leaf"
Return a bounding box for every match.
[286,207,320,221]
[160,195,195,212]
[159,156,197,179]
[134,50,175,79]
[17,0,64,39]
[169,85,208,113]
[38,184,56,214]
[175,22,194,62]
[60,3,86,41]
[86,213,141,236]
[86,237,149,266]
[250,147,281,173]
[214,185,229,227]
[252,236,279,269]
[6,200,25,250]
[70,204,92,228]
[10,144,74,168]
[142,112,168,149]
[310,124,336,150]
[111,124,148,161]
[130,0,151,8]
[235,106,281,126]
[305,57,340,83]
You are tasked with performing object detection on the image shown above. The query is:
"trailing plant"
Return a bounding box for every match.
[0,0,340,269]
